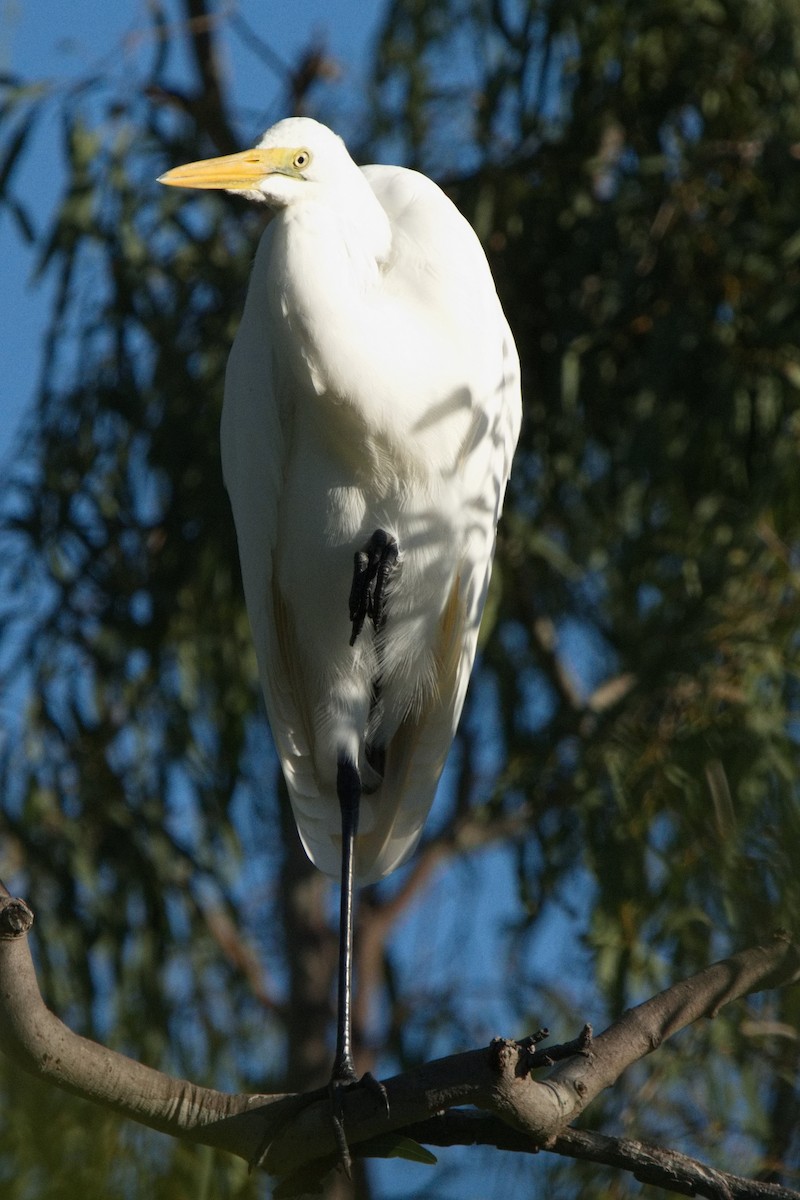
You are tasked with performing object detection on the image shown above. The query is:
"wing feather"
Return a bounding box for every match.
[221,224,316,807]
[223,164,521,888]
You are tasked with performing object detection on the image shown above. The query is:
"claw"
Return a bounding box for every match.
[361,1070,390,1117]
[349,529,399,645]
[370,537,398,630]
[348,550,371,644]
[329,1076,354,1179]
[328,1070,391,1176]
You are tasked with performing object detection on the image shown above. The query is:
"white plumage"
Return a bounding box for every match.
[160,117,521,886]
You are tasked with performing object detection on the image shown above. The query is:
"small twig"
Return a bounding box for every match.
[522,1024,593,1071]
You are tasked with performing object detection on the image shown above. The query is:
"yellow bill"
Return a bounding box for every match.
[158,146,302,191]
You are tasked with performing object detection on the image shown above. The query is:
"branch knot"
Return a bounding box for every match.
[0,896,34,939]
[489,1037,520,1075]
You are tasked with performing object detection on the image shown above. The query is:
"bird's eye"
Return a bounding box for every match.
[293,149,311,171]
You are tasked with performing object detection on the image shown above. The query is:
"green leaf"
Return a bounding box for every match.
[357,1134,438,1165]
[271,1133,437,1197]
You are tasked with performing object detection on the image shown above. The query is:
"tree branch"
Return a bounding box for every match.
[0,881,301,1163]
[2,879,798,1195]
[549,1129,800,1200]
[181,0,238,153]
[402,1114,800,1198]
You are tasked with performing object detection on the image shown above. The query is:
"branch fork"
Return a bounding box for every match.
[1,881,799,1195]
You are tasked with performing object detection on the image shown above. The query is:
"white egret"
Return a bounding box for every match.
[159,117,521,1153]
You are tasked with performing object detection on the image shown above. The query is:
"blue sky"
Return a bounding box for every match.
[0,0,386,461]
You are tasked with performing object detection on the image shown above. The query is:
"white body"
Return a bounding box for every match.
[218,122,521,885]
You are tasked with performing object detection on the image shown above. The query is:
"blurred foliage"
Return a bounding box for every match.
[1,0,800,1197]
[0,1055,260,1200]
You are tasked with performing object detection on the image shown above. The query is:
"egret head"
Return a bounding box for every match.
[158,117,356,208]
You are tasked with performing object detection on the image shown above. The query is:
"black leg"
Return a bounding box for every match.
[332,757,360,1085]
[349,529,399,646]
[329,756,389,1176]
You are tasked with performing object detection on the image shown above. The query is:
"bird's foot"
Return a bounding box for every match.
[329,1061,390,1177]
[349,529,399,646]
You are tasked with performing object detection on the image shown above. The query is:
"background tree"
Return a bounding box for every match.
[1,0,799,1196]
